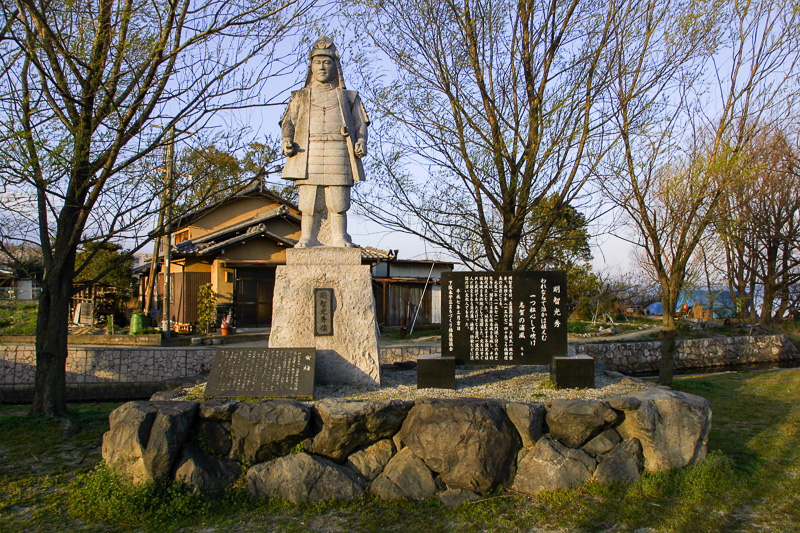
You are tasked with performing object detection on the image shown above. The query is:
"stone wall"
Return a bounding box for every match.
[573,334,798,375]
[381,335,798,373]
[102,387,711,504]
[0,344,216,402]
[3,334,796,401]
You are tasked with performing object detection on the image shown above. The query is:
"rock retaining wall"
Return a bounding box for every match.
[573,334,798,374]
[102,387,711,504]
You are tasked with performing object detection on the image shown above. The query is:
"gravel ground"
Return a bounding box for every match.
[178,365,649,404]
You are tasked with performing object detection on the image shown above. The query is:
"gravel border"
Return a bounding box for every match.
[173,365,649,404]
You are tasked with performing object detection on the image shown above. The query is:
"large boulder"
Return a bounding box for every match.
[245,453,365,503]
[198,400,240,422]
[229,400,312,464]
[546,399,619,449]
[345,439,395,481]
[582,429,622,456]
[613,388,711,472]
[504,402,545,448]
[102,401,198,483]
[307,400,412,462]
[192,419,232,457]
[102,402,159,482]
[398,399,520,493]
[512,436,597,496]
[370,447,441,501]
[593,438,644,484]
[173,443,241,497]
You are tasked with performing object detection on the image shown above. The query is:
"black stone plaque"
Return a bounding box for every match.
[442,271,567,365]
[205,347,315,398]
[417,355,456,389]
[314,288,334,336]
[550,356,595,389]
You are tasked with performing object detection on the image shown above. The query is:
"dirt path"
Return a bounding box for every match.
[569,326,663,344]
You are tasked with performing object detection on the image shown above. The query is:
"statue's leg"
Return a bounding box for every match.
[325,186,354,247]
[296,185,321,248]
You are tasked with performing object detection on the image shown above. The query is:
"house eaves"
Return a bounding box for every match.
[191,205,297,245]
[193,225,296,256]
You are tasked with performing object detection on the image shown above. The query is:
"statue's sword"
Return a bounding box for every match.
[336,90,363,182]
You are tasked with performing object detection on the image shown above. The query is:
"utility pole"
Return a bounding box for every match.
[162,126,176,338]
[142,206,164,318]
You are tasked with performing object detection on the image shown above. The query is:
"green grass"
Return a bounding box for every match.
[0,300,37,335]
[3,369,800,531]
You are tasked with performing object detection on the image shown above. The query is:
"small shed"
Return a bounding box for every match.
[371,259,455,328]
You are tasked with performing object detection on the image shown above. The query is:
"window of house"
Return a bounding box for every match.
[175,230,189,244]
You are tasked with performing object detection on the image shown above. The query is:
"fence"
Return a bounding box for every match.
[0,287,41,300]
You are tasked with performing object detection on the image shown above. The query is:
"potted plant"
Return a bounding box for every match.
[220,310,234,336]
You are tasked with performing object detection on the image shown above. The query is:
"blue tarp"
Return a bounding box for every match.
[646,302,663,315]
[646,287,739,318]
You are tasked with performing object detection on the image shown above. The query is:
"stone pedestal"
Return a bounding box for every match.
[417,356,456,390]
[550,356,595,389]
[268,248,380,387]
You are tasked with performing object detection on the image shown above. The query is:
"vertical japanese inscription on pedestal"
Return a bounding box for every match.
[442,271,567,365]
[314,288,334,336]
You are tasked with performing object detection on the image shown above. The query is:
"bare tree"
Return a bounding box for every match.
[715,131,800,323]
[344,0,621,271]
[0,0,318,415]
[601,0,798,385]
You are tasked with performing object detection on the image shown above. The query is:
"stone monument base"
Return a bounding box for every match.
[268,247,380,387]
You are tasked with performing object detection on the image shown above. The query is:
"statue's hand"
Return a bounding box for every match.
[354,139,367,158]
[282,139,296,157]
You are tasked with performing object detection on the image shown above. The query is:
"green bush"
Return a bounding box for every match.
[197,283,217,335]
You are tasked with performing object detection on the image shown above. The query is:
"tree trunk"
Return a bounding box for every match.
[658,296,678,386]
[31,263,74,416]
[760,283,776,326]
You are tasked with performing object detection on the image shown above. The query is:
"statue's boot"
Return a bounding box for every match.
[295,213,319,248]
[329,212,355,247]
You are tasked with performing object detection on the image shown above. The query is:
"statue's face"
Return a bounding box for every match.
[311,56,336,84]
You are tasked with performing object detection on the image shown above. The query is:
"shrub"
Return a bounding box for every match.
[197,283,217,335]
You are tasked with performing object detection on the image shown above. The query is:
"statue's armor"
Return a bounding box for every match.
[306,85,351,185]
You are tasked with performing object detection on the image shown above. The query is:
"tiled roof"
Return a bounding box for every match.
[359,246,396,261]
[174,206,298,256]
[172,182,297,230]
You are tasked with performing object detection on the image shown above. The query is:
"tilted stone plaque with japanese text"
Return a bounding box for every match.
[442,271,567,365]
[205,347,316,398]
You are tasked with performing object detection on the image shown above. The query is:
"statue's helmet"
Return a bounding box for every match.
[305,36,345,88]
[309,36,338,60]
